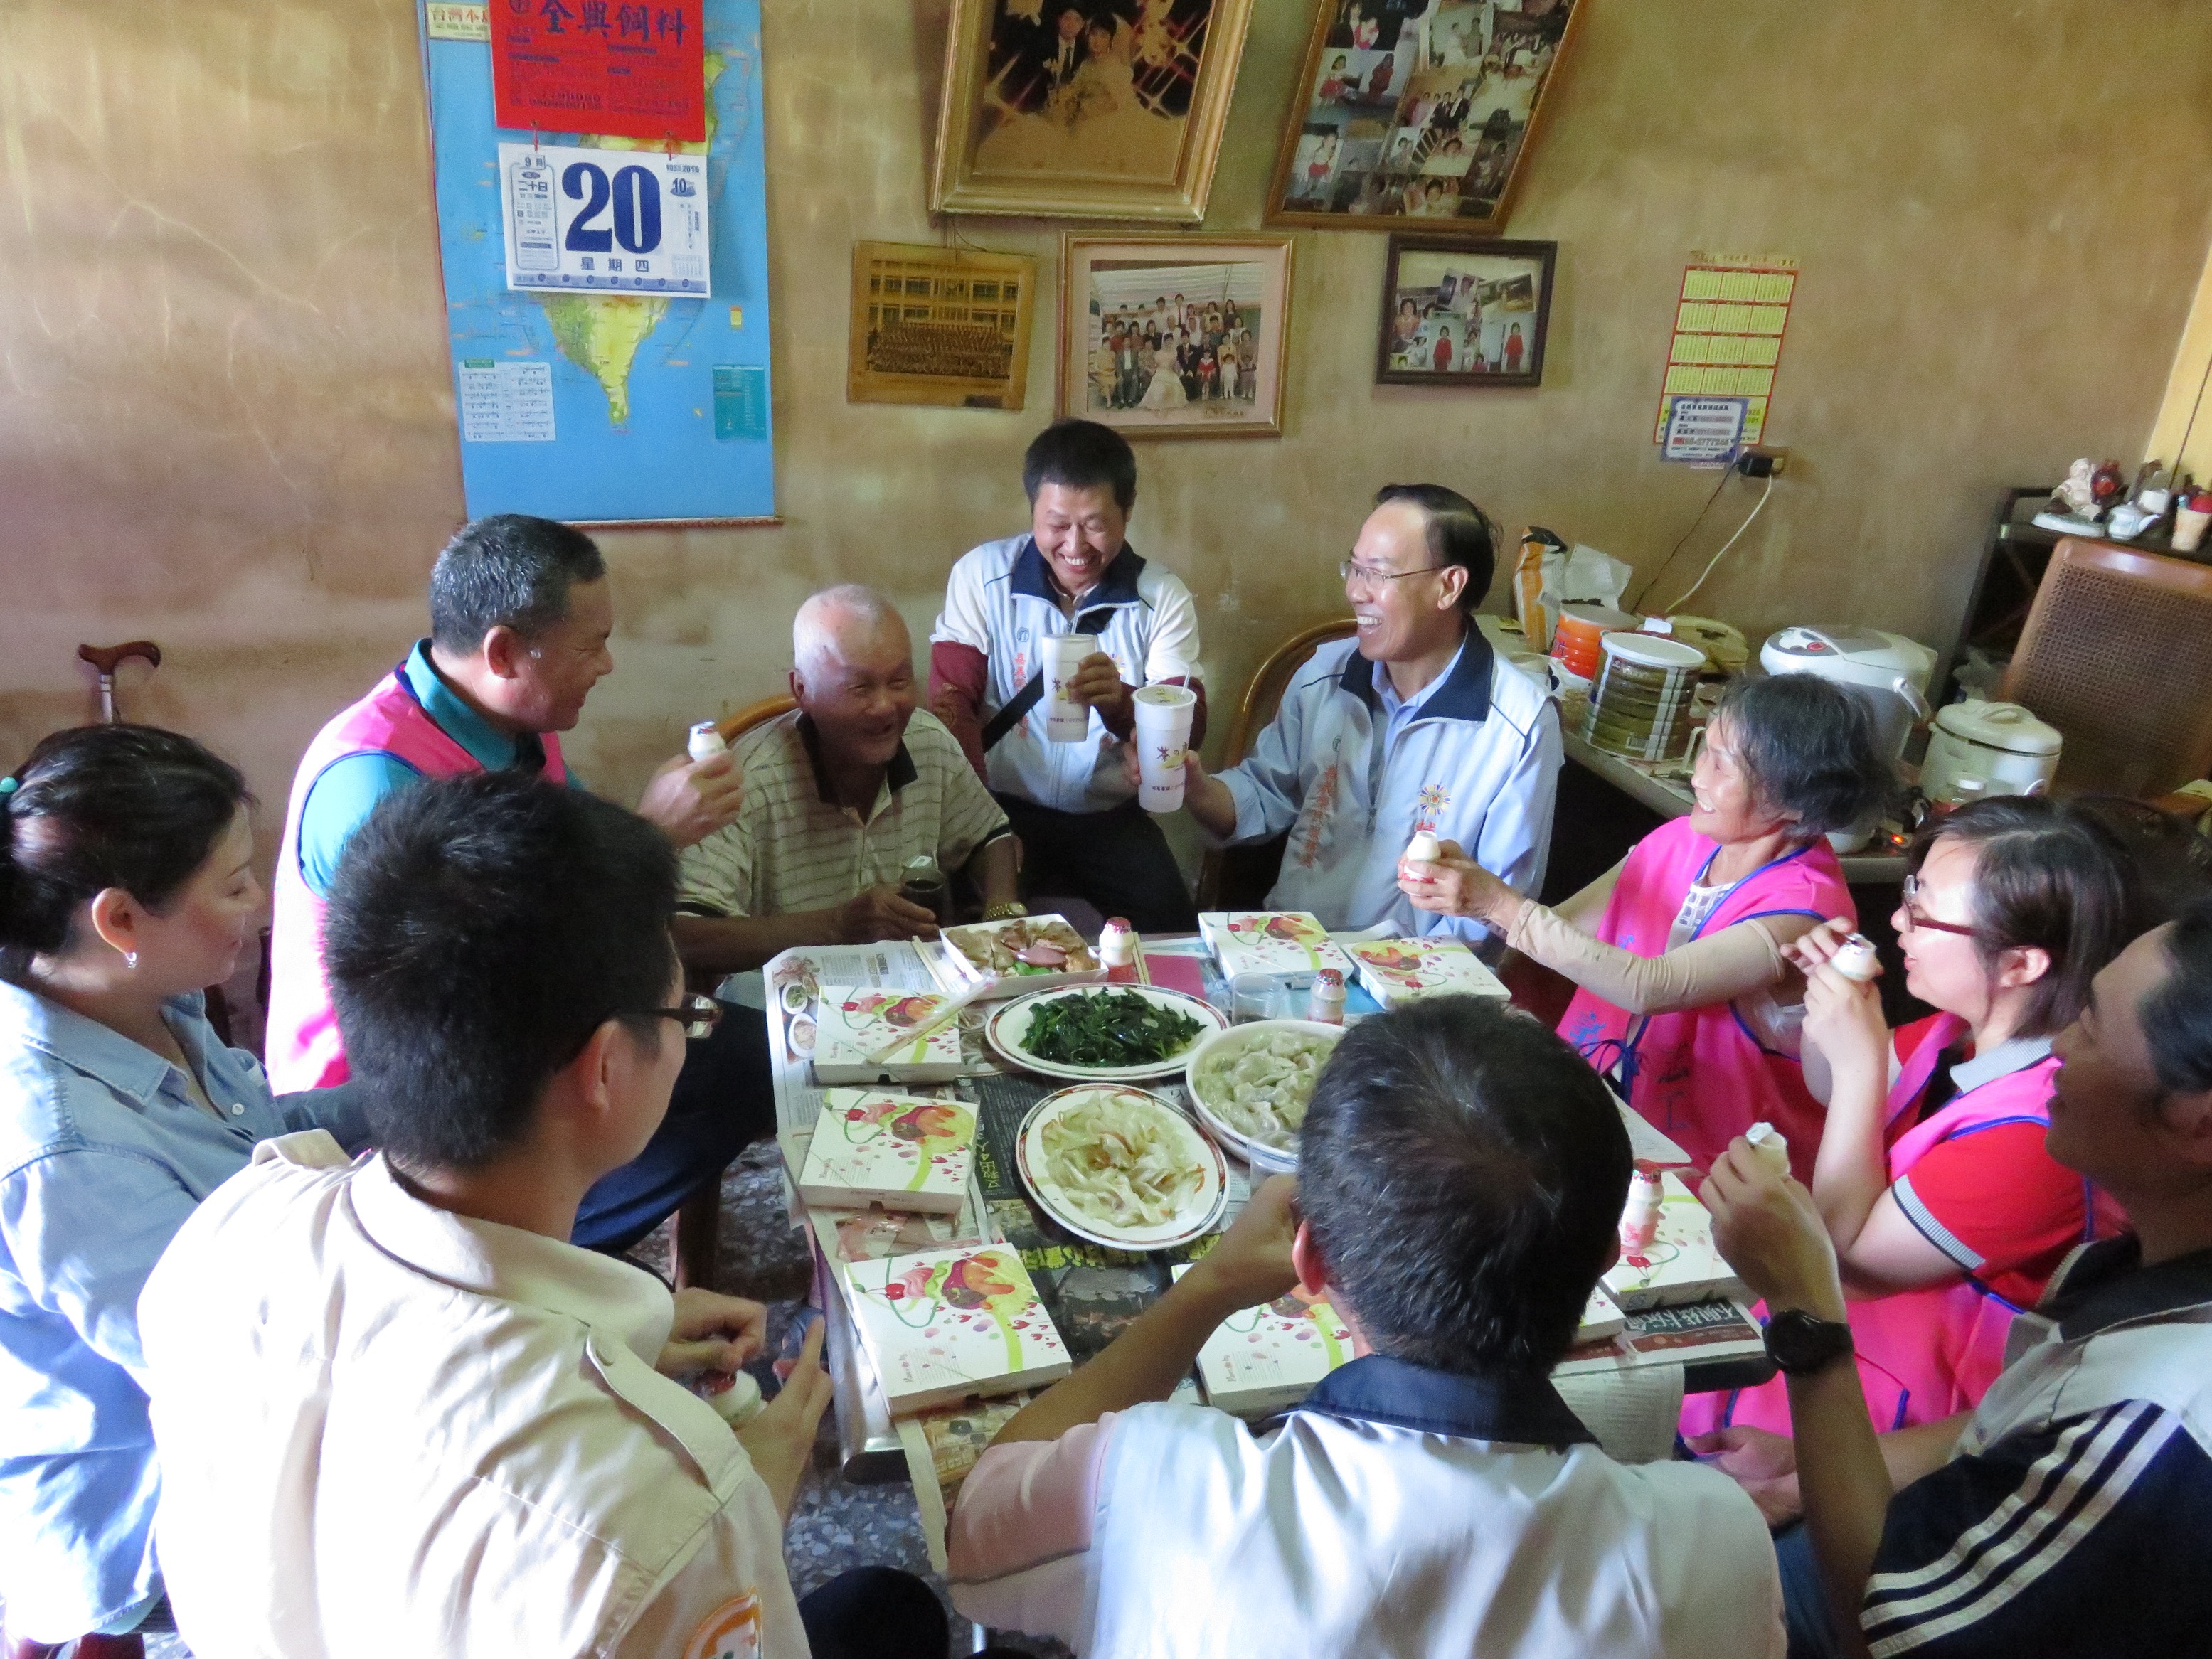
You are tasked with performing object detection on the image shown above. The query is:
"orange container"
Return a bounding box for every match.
[1549,606,1641,679]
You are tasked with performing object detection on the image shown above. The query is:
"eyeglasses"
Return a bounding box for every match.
[642,993,723,1040]
[1898,875,1977,938]
[1339,559,1446,590]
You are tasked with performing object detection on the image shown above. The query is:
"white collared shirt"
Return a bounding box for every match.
[950,1354,1783,1658]
[930,535,1202,814]
[138,1133,807,1659]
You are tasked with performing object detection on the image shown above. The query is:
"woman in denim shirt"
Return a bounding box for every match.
[0,726,363,1655]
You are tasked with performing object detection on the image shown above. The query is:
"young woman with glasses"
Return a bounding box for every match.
[1686,795,2157,1451]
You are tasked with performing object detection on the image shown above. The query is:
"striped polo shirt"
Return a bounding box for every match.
[676,708,1009,920]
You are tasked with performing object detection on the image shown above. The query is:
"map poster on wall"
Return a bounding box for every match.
[1652,251,1796,449]
[491,0,706,144]
[499,142,711,296]
[420,0,775,524]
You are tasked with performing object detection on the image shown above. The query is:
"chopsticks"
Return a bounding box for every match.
[863,983,985,1067]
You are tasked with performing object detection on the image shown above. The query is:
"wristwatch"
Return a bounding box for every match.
[1764,1308,1856,1377]
[983,901,1030,922]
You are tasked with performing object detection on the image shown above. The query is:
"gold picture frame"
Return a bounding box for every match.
[930,0,1256,223]
[1058,233,1293,440]
[847,242,1037,411]
[1265,0,1583,233]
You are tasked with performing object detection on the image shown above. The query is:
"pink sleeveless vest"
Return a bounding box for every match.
[265,666,567,1092]
[1558,816,1852,1184]
[1682,1013,2110,1439]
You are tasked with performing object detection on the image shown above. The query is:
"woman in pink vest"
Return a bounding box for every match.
[1405,673,1891,1181]
[1686,796,2142,1448]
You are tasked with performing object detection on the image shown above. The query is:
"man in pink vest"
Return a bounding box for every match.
[267,513,752,1252]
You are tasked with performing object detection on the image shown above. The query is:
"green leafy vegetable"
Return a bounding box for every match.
[1022,990,1206,1068]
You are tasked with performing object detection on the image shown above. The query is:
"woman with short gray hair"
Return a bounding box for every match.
[1403,673,1893,1179]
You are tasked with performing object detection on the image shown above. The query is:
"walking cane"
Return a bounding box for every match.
[76,641,162,722]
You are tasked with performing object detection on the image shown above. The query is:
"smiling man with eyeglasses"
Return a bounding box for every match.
[1140,482,1560,942]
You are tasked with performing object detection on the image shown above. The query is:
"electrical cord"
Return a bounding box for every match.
[1665,475,1775,612]
[1627,469,1734,612]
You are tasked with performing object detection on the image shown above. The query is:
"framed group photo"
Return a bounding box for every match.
[1267,0,1581,232]
[847,242,1037,411]
[930,0,1257,222]
[1058,234,1293,439]
[1378,236,1555,386]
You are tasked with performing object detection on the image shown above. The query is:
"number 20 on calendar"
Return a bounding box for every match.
[498,142,711,297]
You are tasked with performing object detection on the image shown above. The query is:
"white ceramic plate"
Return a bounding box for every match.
[985,984,1226,1082]
[1181,1020,1345,1174]
[1016,1084,1228,1251]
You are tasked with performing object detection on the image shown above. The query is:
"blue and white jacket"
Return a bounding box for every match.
[1215,629,1560,940]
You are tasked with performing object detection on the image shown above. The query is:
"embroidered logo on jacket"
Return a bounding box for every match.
[1292,762,1340,870]
[1415,782,1451,831]
[684,1591,762,1659]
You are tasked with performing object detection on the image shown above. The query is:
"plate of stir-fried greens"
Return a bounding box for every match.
[986,985,1227,1082]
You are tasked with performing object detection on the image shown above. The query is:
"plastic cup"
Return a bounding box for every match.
[1131,683,1197,812]
[1044,634,1097,742]
[2174,503,2211,554]
[1230,973,1292,1024]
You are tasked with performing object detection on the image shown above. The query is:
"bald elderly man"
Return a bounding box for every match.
[674,585,1019,974]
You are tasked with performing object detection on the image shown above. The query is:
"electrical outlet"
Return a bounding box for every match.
[1735,446,1790,477]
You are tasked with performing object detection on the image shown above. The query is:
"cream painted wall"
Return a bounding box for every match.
[5,0,2211,868]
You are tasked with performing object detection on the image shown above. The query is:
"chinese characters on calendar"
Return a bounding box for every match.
[497,142,711,295]
[1653,252,1797,448]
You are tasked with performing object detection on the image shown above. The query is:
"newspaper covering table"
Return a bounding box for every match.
[754,937,1773,1526]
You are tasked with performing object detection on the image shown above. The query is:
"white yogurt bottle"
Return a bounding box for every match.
[1745,1121,1791,1178]
[688,721,728,762]
[1830,934,1880,983]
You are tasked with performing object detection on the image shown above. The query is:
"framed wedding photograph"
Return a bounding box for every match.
[930,0,1257,222]
[1378,236,1555,385]
[1058,234,1293,439]
[1265,0,1583,233]
[848,242,1037,411]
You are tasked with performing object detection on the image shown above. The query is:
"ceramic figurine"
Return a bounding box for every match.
[2053,457,2099,518]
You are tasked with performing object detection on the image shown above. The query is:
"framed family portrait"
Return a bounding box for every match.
[847,242,1037,411]
[1058,234,1293,439]
[930,0,1257,222]
[1378,236,1555,386]
[1266,0,1583,232]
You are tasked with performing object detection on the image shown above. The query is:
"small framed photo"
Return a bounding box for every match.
[1266,0,1583,233]
[1378,235,1555,387]
[847,242,1037,411]
[930,0,1257,223]
[1058,234,1294,439]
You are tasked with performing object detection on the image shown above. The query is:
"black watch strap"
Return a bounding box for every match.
[1765,1308,1856,1377]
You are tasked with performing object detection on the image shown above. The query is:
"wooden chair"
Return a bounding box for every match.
[673,693,795,1290]
[1195,619,1356,912]
[2001,537,2212,797]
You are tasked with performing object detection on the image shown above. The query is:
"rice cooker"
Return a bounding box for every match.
[1758,626,1936,761]
[1918,700,2063,806]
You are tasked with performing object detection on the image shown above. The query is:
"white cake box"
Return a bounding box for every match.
[1344,937,1510,1006]
[1600,1172,1750,1313]
[812,988,966,1084]
[1176,1266,1355,1415]
[795,1091,976,1217]
[1198,912,1358,987]
[841,1244,1072,1415]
